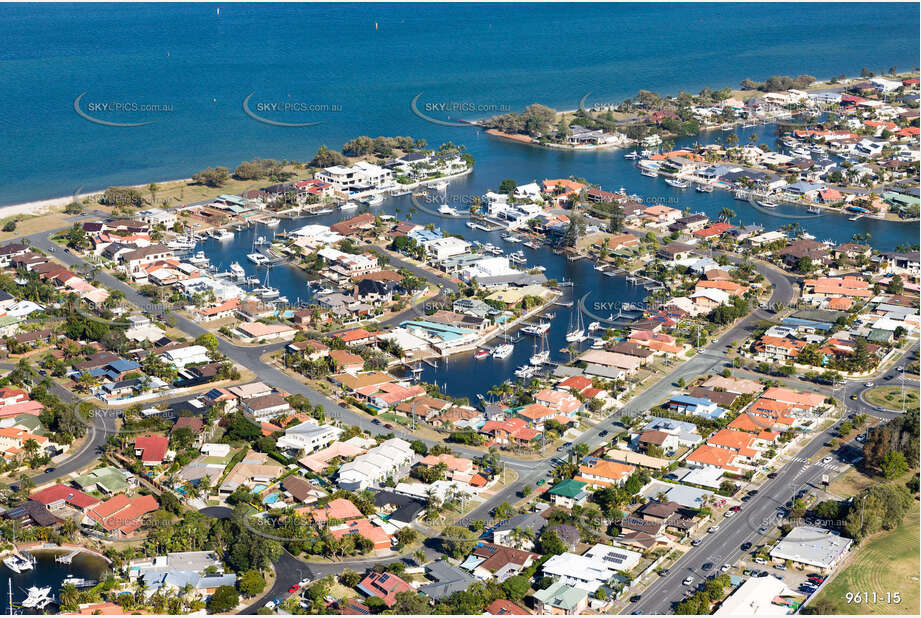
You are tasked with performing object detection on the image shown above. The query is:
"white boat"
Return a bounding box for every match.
[466,221,477,229]
[245,276,261,286]
[640,168,658,178]
[801,232,816,240]
[624,151,640,160]
[664,178,689,188]
[247,253,270,265]
[622,302,644,312]
[503,234,522,243]
[696,184,714,193]
[588,321,601,331]
[314,208,334,214]
[438,204,459,216]
[529,350,550,366]
[22,586,53,610]
[432,180,449,191]
[340,202,359,211]
[188,251,210,267]
[514,365,537,379]
[390,189,411,197]
[757,200,777,209]
[565,309,585,343]
[591,338,605,349]
[254,235,268,246]
[229,262,245,280]
[363,194,383,206]
[315,287,335,295]
[492,343,514,359]
[167,235,197,250]
[508,251,526,265]
[3,554,34,573]
[263,217,281,227]
[521,321,550,336]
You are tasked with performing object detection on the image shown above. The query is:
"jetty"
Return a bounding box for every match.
[55,550,80,564]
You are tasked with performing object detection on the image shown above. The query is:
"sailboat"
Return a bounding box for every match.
[252,269,280,299]
[529,333,550,366]
[565,309,585,343]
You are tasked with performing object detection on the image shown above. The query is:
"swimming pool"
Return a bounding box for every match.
[262,493,281,505]
[251,484,268,493]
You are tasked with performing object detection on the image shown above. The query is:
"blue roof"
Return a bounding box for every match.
[782,317,834,331]
[108,359,140,373]
[669,394,714,407]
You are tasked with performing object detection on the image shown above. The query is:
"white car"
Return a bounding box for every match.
[864,382,874,387]
[683,576,695,586]
[708,526,719,533]
[720,564,731,573]
[822,456,833,464]
[724,510,735,518]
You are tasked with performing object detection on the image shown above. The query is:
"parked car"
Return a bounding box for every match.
[774,564,786,571]
[702,562,713,571]
[708,526,719,533]
[599,430,609,437]
[629,595,642,603]
[724,510,735,518]
[822,456,833,464]
[288,584,300,593]
[754,557,767,565]
[730,505,742,512]
[372,419,382,425]
[864,382,874,387]
[658,569,670,576]
[741,542,752,551]
[683,577,695,586]
[691,538,703,546]
[767,472,778,479]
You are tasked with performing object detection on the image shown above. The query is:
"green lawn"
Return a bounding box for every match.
[863,386,920,412]
[810,503,920,615]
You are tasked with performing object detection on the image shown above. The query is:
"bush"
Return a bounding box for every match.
[207,585,239,613]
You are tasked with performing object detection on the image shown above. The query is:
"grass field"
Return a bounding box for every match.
[810,502,920,615]
[864,386,920,412]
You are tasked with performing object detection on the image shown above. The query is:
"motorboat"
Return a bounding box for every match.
[757,200,777,209]
[807,205,821,214]
[167,235,197,250]
[438,204,459,216]
[212,228,234,241]
[508,251,526,265]
[247,253,270,265]
[492,343,514,359]
[314,208,334,214]
[622,302,644,312]
[432,180,449,192]
[245,276,261,286]
[21,586,53,610]
[364,194,383,206]
[340,202,359,211]
[523,241,540,249]
[664,178,689,189]
[466,221,477,229]
[229,262,246,280]
[591,338,605,349]
[521,321,550,336]
[188,251,210,267]
[254,235,268,246]
[263,217,280,227]
[3,553,34,573]
[390,188,411,197]
[515,365,537,379]
[474,349,490,360]
[503,234,523,243]
[588,321,602,331]
[640,168,659,178]
[624,151,640,160]
[696,184,714,193]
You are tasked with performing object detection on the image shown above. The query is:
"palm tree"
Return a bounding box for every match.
[718,208,736,223]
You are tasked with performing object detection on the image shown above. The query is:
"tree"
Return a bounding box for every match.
[536,528,566,556]
[440,526,476,559]
[194,332,220,352]
[192,166,230,188]
[880,451,908,480]
[498,179,518,194]
[207,585,238,613]
[239,570,266,597]
[887,275,904,295]
[339,569,361,588]
[392,590,431,615]
[502,575,530,602]
[395,526,419,547]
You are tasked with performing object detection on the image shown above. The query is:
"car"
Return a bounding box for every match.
[822,456,833,464]
[599,430,609,437]
[730,505,742,512]
[759,526,769,533]
[720,564,731,573]
[774,564,786,571]
[864,382,874,387]
[682,577,695,586]
[629,595,642,603]
[741,542,752,551]
[743,569,754,576]
[767,472,778,479]
[708,526,719,533]
[631,611,643,615]
[264,601,277,610]
[724,510,735,518]
[759,570,770,577]
[44,467,55,473]
[808,576,826,584]
[884,374,894,380]
[288,584,300,594]
[856,434,866,442]
[741,495,752,502]
[383,423,394,430]
[658,569,670,576]
[702,562,713,571]
[754,557,767,565]
[796,489,807,498]
[850,394,858,400]
[372,419,382,425]
[536,479,545,486]
[800,584,817,593]
[691,538,703,546]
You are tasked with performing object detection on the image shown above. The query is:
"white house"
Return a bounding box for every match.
[275,422,343,454]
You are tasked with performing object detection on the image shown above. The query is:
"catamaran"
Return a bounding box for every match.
[252,270,280,300]
[3,553,33,574]
[21,586,53,610]
[492,343,514,359]
[247,253,270,265]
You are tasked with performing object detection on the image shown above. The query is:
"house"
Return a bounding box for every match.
[329,517,392,550]
[547,479,589,508]
[574,460,634,488]
[770,526,852,572]
[419,560,478,601]
[134,435,170,466]
[686,444,739,472]
[276,421,343,454]
[666,394,727,420]
[532,581,589,615]
[355,571,413,608]
[29,484,100,512]
[700,375,762,395]
[491,513,547,550]
[466,543,537,581]
[87,494,159,537]
[640,417,702,447]
[713,576,798,616]
[235,322,297,343]
[337,438,414,490]
[485,599,530,615]
[241,393,292,422]
[479,418,542,447]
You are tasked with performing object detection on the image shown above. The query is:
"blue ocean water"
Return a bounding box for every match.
[0,2,918,208]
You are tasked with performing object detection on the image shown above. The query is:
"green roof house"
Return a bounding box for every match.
[73,466,132,494]
[533,581,588,615]
[548,479,589,508]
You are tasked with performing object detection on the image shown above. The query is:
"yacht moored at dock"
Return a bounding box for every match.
[491,343,514,359]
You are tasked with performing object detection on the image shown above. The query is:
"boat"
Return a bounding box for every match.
[390,189,411,197]
[254,235,268,246]
[21,586,53,610]
[504,234,522,243]
[514,365,537,379]
[247,253,270,265]
[720,123,734,131]
[529,333,550,366]
[340,202,359,211]
[807,205,821,214]
[624,151,640,160]
[565,309,585,343]
[696,184,714,193]
[848,215,861,221]
[3,554,33,573]
[263,217,280,227]
[588,321,601,331]
[591,338,605,349]
[188,251,210,267]
[432,180,449,191]
[734,190,750,201]
[313,208,334,214]
[757,200,777,209]
[364,194,383,206]
[492,343,514,359]
[640,168,658,178]
[622,302,644,312]
[664,178,688,188]
[508,251,526,265]
[167,235,197,250]
[801,232,816,240]
[523,241,540,249]
[521,321,550,336]
[466,221,477,229]
[438,204,459,216]
[474,349,490,360]
[245,276,261,285]
[229,262,246,280]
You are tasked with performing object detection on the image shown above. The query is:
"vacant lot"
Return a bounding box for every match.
[810,502,919,615]
[864,386,920,412]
